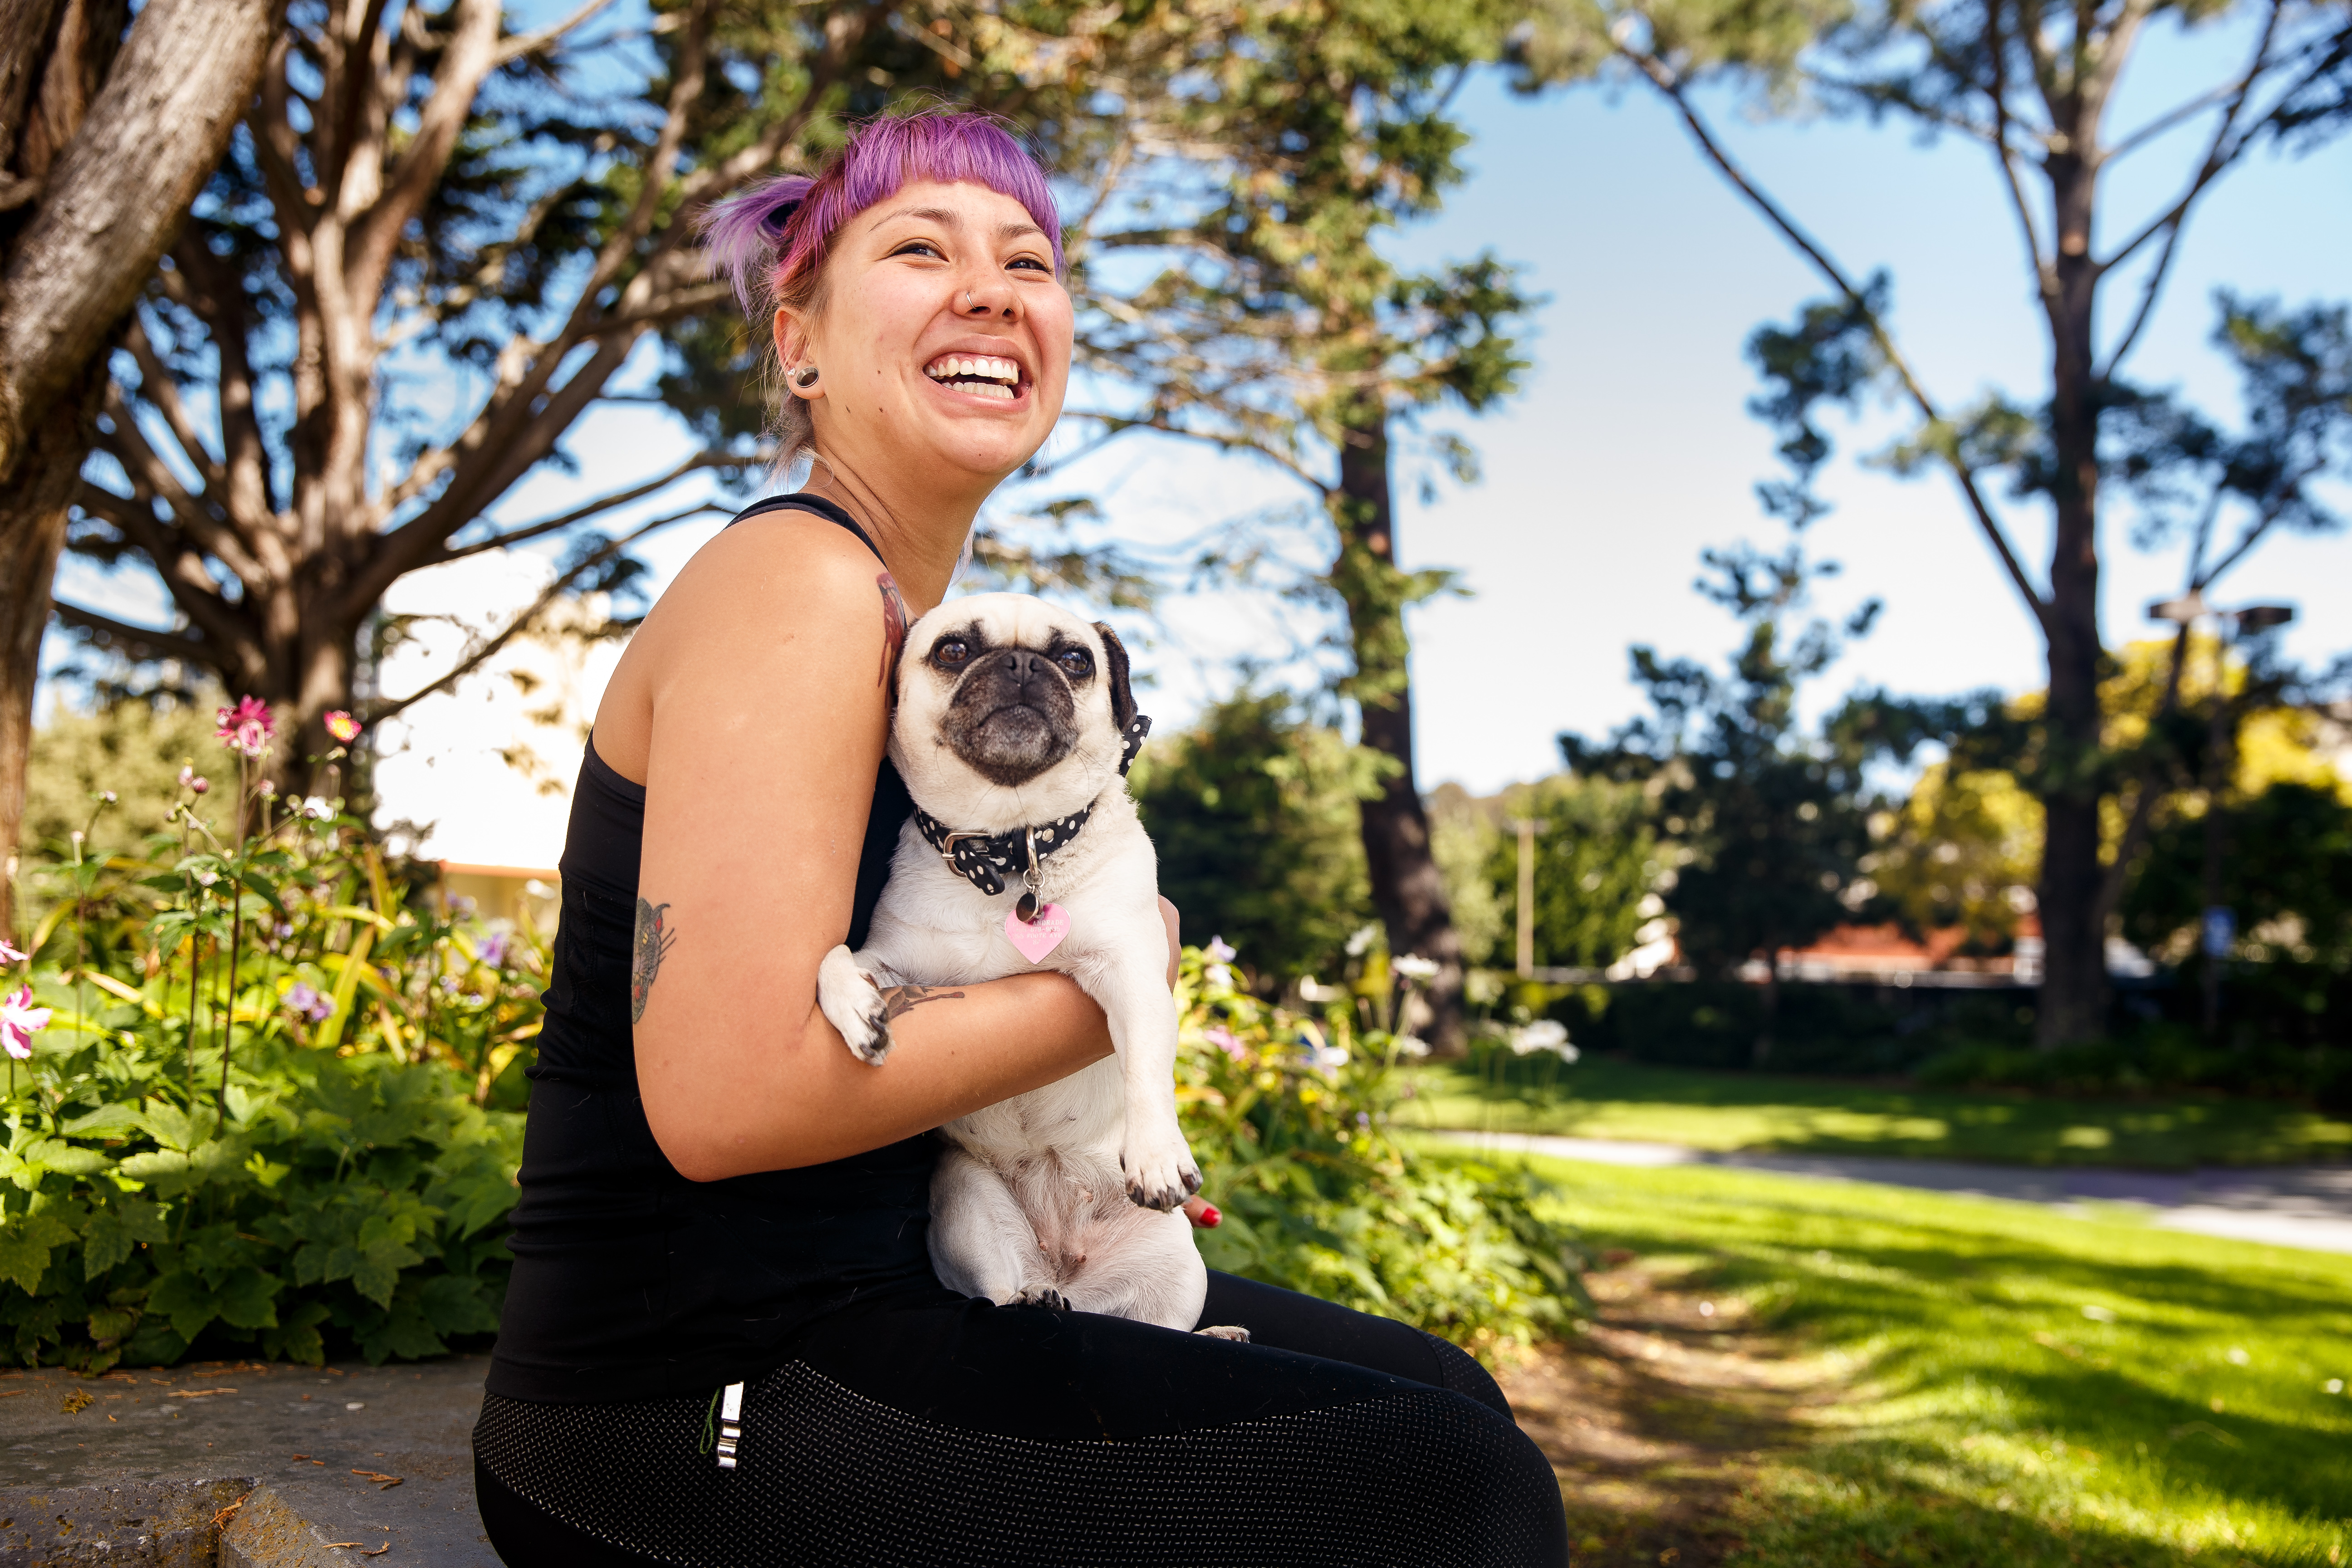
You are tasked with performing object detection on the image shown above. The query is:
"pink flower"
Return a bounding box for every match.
[324,710,361,743]
[1,985,50,1060]
[216,696,276,759]
[1204,1026,1247,1061]
[0,938,24,965]
[179,766,210,795]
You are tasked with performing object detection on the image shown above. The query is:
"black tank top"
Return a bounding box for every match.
[485,494,938,1404]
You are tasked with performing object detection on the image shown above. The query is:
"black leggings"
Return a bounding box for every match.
[475,1273,1566,1566]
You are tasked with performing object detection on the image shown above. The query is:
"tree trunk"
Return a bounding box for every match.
[0,0,279,931]
[0,362,102,932]
[2031,152,2110,1049]
[1333,409,1466,1053]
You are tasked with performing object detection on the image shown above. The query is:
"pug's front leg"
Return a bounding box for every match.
[1097,962,1199,1212]
[816,946,899,1064]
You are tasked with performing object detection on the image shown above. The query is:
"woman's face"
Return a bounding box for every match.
[778,178,1072,490]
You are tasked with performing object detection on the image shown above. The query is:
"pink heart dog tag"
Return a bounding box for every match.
[1004,903,1070,964]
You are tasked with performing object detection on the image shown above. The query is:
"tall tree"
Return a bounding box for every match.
[0,0,280,926]
[1511,0,2352,1044]
[1058,0,1531,1050]
[52,0,995,779]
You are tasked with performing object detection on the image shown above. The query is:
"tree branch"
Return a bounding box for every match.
[2096,0,2283,377]
[434,448,745,565]
[1623,44,2054,632]
[362,503,716,724]
[495,0,619,64]
[50,600,216,667]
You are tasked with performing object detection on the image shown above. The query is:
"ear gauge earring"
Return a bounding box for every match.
[793,365,820,389]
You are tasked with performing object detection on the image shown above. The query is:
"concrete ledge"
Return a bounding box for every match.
[0,1477,250,1566]
[0,1358,498,1566]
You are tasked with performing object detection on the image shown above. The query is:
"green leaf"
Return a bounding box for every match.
[146,1269,221,1342]
[214,1267,279,1331]
[0,1211,80,1294]
[24,1140,110,1177]
[260,1299,328,1366]
[417,1273,500,1337]
[63,1104,144,1139]
[82,1199,166,1280]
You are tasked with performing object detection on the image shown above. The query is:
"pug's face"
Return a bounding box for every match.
[890,593,1137,828]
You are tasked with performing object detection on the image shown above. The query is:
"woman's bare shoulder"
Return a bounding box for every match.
[595,507,896,777]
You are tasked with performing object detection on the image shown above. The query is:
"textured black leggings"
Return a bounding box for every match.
[474,1273,1566,1567]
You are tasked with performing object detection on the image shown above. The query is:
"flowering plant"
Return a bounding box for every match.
[323,710,362,744]
[1174,943,1587,1363]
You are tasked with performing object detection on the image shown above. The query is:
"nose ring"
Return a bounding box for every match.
[964,289,976,310]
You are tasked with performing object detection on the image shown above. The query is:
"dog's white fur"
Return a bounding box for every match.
[815,593,1207,1332]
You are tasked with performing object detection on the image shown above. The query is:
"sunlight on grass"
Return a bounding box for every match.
[1505,1154,2352,1566]
[1405,1059,2352,1167]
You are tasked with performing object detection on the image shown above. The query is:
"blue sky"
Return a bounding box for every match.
[48,11,2350,797]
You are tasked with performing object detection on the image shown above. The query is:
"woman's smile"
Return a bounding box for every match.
[922,348,1030,405]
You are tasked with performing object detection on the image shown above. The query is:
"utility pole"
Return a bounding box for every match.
[1507,818,1549,979]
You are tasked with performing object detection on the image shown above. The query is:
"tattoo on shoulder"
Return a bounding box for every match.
[870,979,965,1021]
[632,897,677,1023]
[877,571,909,687]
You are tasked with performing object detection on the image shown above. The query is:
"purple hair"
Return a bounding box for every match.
[701,109,1063,323]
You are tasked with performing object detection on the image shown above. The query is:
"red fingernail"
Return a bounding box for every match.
[1196,1203,1220,1228]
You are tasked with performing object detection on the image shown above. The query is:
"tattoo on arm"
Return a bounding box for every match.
[632,897,677,1023]
[871,980,965,1021]
[877,571,909,687]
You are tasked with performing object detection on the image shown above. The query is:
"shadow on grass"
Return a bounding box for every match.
[1414,1058,2352,1168]
[1525,1164,2352,1563]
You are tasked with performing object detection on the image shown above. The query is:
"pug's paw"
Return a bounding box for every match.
[1195,1324,1251,1343]
[1120,1128,1202,1213]
[1010,1285,1070,1312]
[817,945,892,1065]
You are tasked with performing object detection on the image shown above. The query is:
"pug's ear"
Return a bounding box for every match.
[1092,622,1137,732]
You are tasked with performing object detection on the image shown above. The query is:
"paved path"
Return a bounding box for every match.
[1434,1130,2352,1255]
[0,1354,494,1565]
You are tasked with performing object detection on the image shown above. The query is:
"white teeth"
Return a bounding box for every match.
[923,353,1022,395]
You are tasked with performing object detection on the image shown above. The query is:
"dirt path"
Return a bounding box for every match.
[1496,1253,1840,1567]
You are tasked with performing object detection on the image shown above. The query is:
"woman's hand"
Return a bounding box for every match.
[1160,896,1181,989]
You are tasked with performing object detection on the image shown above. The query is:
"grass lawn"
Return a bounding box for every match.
[1481,1150,2352,1566]
[1404,1058,2352,1168]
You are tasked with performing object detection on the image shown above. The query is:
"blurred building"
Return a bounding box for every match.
[367,550,624,931]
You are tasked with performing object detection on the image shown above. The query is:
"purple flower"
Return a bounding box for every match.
[478,931,511,968]
[1,985,51,1059]
[0,937,25,965]
[1206,936,1237,964]
[1204,1025,1247,1061]
[284,982,335,1024]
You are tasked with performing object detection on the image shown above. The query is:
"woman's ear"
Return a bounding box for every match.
[1092,622,1137,732]
[773,305,823,400]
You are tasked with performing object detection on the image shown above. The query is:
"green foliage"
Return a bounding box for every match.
[1130,692,1379,984]
[1173,945,1588,1360]
[19,694,220,866]
[1473,776,1661,971]
[0,776,541,1371]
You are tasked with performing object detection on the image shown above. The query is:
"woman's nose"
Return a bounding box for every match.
[958,273,1018,320]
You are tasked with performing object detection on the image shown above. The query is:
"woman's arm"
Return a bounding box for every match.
[602,512,1125,1182]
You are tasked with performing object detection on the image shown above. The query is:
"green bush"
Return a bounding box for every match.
[2,769,541,1372]
[1174,944,1588,1361]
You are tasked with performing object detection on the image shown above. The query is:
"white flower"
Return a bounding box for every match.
[1392,1035,1432,1059]
[1509,1020,1576,1059]
[300,796,335,821]
[1345,924,1379,957]
[1297,1024,1349,1072]
[1392,954,1440,980]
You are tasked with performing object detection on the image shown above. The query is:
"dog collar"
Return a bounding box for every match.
[916,803,1094,897]
[911,713,1152,898]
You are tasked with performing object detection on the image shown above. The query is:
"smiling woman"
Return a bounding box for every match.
[467,109,1564,1568]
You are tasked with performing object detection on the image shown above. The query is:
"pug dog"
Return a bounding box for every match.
[815,593,1217,1335]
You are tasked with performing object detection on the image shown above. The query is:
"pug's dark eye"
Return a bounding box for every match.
[932,638,971,669]
[1055,647,1093,678]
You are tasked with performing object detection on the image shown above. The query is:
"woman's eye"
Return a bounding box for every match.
[1009,255,1050,273]
[1055,649,1092,677]
[893,241,943,260]
[934,640,970,666]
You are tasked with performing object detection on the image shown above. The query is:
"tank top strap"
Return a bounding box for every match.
[727,493,887,568]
